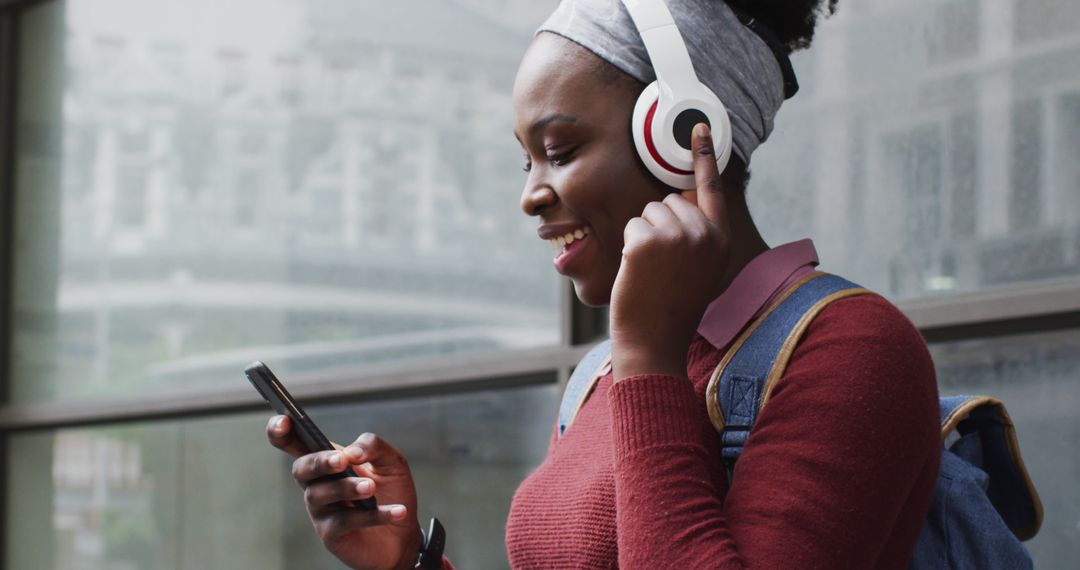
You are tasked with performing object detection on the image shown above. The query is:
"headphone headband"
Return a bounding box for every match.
[621,0,700,96]
[623,0,733,188]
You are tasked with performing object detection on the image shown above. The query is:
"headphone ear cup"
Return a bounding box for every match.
[630,81,734,190]
[631,82,662,179]
[631,82,697,189]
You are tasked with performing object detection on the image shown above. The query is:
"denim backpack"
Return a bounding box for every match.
[557,272,1044,568]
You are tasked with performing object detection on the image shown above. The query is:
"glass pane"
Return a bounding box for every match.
[930,328,1080,567]
[10,0,561,403]
[4,382,559,569]
[748,0,1080,301]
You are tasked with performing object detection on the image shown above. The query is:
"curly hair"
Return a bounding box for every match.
[725,0,840,52]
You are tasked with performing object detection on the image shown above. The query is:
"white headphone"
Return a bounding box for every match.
[622,0,732,190]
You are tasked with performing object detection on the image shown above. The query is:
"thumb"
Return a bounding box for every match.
[691,122,727,224]
[344,433,410,474]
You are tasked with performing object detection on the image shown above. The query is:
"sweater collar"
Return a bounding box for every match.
[697,239,820,350]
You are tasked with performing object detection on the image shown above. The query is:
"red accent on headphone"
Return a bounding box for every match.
[644,100,693,176]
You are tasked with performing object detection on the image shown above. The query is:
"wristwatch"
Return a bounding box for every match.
[415,517,445,569]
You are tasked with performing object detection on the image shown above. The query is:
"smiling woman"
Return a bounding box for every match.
[514,34,754,307]
[500,4,945,564]
[266,0,943,568]
[4,0,1080,568]
[515,40,661,305]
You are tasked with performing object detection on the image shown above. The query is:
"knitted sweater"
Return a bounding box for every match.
[503,294,941,569]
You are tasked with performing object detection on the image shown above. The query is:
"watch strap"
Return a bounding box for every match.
[415,517,445,569]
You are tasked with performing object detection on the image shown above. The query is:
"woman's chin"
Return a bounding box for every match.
[571,278,612,308]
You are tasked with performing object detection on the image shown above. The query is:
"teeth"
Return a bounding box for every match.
[548,227,590,251]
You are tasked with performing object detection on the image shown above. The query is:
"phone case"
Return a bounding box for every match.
[245,361,377,509]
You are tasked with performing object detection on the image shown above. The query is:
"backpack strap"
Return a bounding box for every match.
[557,339,612,438]
[705,272,871,475]
[939,395,1044,541]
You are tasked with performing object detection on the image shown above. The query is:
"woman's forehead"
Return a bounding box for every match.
[513,34,629,125]
[515,36,593,98]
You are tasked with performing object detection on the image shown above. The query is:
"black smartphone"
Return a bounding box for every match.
[245,360,376,510]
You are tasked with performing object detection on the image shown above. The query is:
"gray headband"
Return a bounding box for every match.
[538,0,784,164]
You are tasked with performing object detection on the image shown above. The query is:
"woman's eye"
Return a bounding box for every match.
[522,160,532,173]
[548,151,573,167]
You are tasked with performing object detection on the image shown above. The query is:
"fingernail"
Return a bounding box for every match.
[344,445,364,461]
[272,416,285,431]
[390,505,407,519]
[330,453,344,469]
[356,480,372,493]
[694,122,711,138]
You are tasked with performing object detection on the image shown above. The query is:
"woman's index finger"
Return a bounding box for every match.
[690,122,728,225]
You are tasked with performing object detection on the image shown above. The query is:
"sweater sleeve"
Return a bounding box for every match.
[607,295,941,569]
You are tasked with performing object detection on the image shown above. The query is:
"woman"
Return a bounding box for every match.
[267,1,941,568]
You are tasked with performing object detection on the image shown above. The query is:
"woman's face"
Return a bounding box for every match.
[513,33,670,307]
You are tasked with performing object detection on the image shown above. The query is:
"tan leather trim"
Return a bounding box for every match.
[566,353,613,428]
[940,396,1045,540]
[705,271,826,433]
[759,288,872,408]
[940,396,998,439]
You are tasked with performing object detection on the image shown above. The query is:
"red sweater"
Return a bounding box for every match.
[504,294,941,569]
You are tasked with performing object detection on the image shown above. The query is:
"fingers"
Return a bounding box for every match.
[342,433,411,476]
[691,123,728,224]
[626,193,713,256]
[621,216,653,255]
[305,476,377,511]
[292,449,351,486]
[317,504,413,541]
[267,415,310,458]
[639,200,679,228]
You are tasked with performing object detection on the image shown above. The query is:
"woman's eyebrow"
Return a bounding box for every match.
[530,113,577,134]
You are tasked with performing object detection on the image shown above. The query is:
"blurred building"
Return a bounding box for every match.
[750,0,1080,298]
[45,0,559,401]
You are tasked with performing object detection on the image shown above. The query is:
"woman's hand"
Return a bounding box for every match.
[610,123,732,381]
[267,416,423,570]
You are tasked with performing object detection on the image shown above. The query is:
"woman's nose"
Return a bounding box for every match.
[520,179,558,217]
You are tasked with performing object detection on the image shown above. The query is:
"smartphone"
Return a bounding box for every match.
[245,361,376,510]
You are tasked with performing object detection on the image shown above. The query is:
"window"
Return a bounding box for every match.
[7,0,560,405]
[3,0,1079,567]
[751,0,1080,300]
[2,1,571,564]
[5,384,559,569]
[931,328,1080,568]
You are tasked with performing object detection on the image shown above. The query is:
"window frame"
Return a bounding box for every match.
[1,5,20,565]
[1,0,1079,566]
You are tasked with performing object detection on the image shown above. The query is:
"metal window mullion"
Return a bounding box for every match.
[899,279,1080,342]
[0,1,50,15]
[562,277,608,390]
[559,278,574,389]
[0,0,17,408]
[0,344,591,431]
[0,5,20,567]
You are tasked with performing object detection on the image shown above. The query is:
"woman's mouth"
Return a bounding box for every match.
[550,226,591,273]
